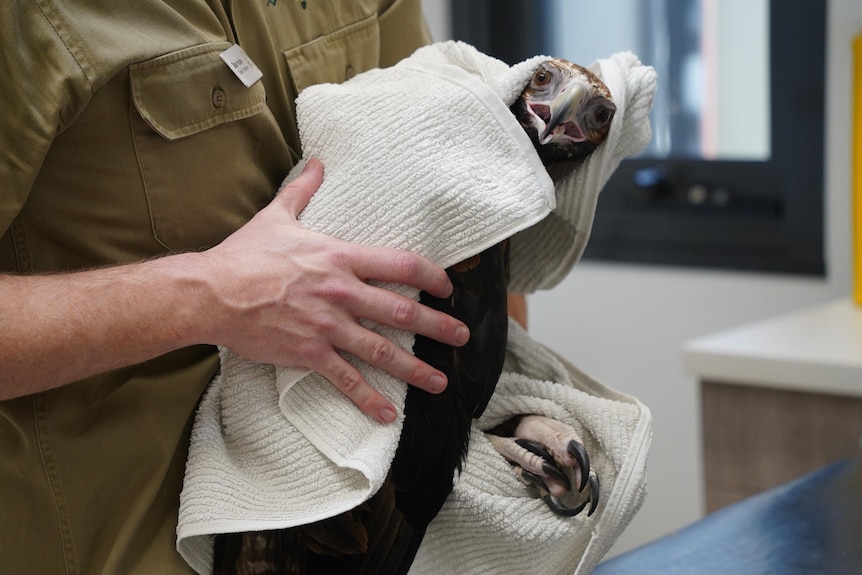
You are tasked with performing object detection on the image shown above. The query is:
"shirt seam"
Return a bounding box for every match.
[33,394,78,575]
[9,218,30,273]
[32,0,95,93]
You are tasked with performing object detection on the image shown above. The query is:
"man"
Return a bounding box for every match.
[0,1,471,573]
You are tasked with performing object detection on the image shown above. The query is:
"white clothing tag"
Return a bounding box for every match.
[220,44,263,88]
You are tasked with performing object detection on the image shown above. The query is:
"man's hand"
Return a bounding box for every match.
[197,159,469,422]
[0,160,469,424]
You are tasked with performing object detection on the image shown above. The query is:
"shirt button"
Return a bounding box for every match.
[345,65,356,80]
[212,88,226,108]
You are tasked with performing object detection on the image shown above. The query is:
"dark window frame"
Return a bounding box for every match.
[451,0,826,276]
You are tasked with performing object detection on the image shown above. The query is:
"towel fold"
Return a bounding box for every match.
[412,321,651,575]
[177,41,656,575]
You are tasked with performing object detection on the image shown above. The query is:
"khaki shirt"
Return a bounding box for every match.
[0,1,429,573]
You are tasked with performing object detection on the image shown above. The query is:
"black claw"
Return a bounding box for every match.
[587,475,601,517]
[515,438,601,518]
[543,495,589,517]
[516,438,571,491]
[516,438,553,460]
[567,440,590,492]
[542,461,572,492]
[521,469,551,493]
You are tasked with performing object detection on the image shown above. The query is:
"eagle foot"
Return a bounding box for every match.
[487,415,599,517]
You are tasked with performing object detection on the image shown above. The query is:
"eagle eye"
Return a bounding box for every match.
[595,107,611,125]
[532,69,551,87]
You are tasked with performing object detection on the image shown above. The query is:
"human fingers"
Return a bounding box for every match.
[330,320,449,395]
[344,280,469,350]
[311,349,402,424]
[348,244,455,299]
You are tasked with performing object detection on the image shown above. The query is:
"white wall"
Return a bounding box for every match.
[422,0,860,559]
[421,0,450,41]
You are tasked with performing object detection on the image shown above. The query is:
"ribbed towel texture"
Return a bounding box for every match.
[177,41,656,575]
[411,322,651,575]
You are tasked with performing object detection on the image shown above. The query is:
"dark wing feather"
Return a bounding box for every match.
[213,508,368,575]
[213,241,511,575]
[391,240,510,527]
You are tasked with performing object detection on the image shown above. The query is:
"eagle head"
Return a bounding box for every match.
[512,59,616,165]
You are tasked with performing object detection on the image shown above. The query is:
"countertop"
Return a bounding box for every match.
[683,298,862,397]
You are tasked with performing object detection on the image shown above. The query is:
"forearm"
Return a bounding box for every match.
[1,162,469,422]
[0,252,210,399]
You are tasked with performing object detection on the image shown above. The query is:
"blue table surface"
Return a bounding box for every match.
[593,459,862,575]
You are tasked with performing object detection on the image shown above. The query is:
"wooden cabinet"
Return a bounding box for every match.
[685,299,862,513]
[701,380,862,512]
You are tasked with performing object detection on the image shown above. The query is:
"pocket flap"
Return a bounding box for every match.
[283,16,380,94]
[130,42,267,141]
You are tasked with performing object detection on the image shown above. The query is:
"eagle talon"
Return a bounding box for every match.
[520,466,592,518]
[567,440,590,492]
[587,473,601,517]
[543,495,589,518]
[522,466,599,518]
[488,414,602,518]
[519,468,551,493]
[515,438,572,491]
[515,438,553,459]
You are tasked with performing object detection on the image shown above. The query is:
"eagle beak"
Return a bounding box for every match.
[539,82,587,145]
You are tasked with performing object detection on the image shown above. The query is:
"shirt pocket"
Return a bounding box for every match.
[130,42,282,251]
[283,15,381,94]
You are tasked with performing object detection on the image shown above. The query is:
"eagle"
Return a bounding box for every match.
[212,58,616,575]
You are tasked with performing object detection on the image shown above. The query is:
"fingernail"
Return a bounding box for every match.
[455,326,470,346]
[379,407,397,423]
[429,374,447,393]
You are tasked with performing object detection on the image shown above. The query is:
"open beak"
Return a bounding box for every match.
[539,82,587,145]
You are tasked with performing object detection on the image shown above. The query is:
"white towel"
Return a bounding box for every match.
[177,41,656,575]
[411,321,651,575]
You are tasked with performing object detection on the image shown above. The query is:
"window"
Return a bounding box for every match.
[451,0,826,275]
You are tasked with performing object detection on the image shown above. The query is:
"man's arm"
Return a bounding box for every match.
[0,160,468,423]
